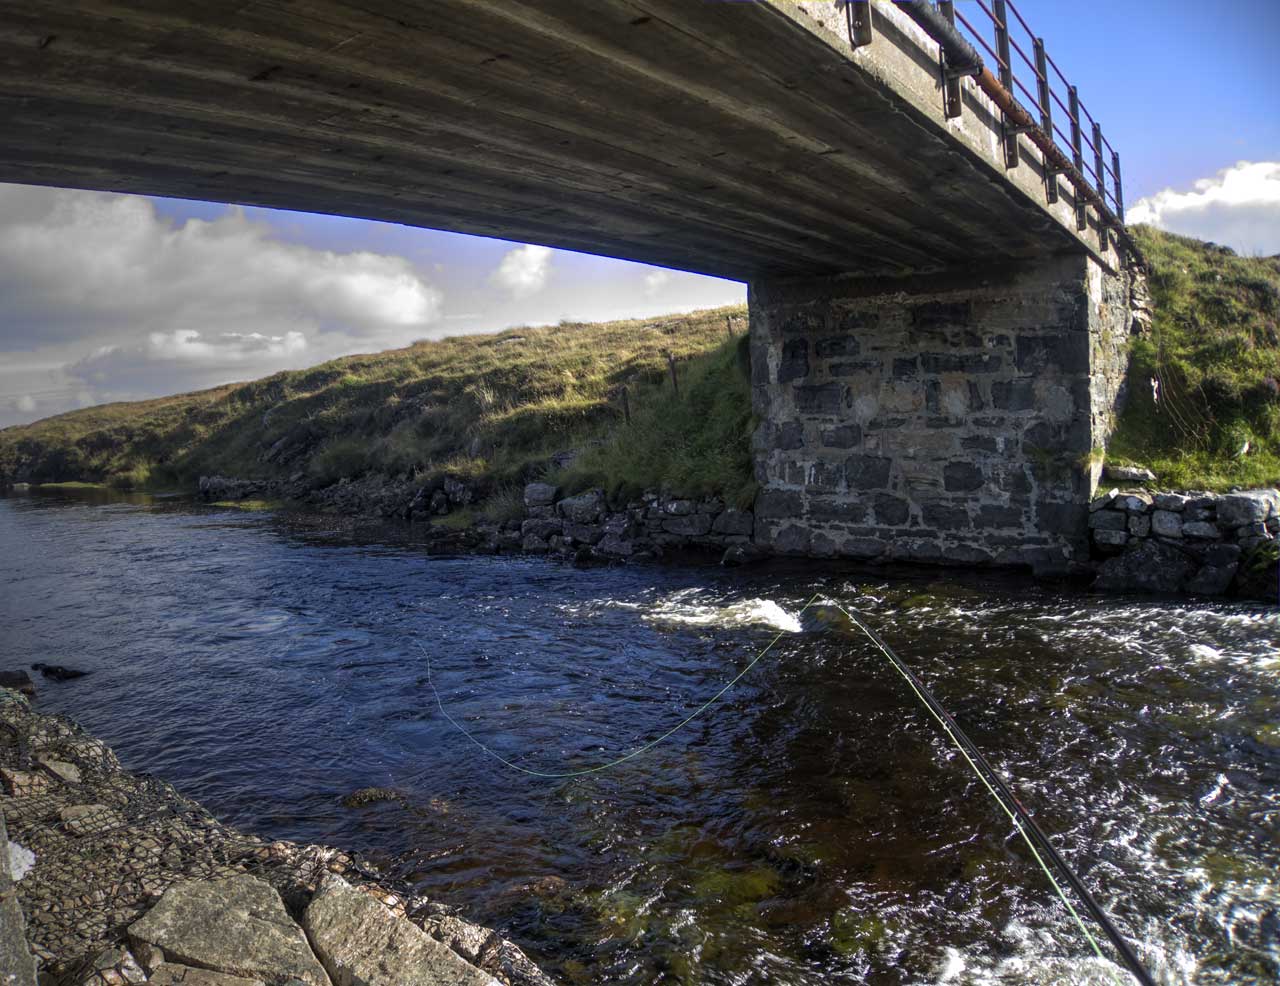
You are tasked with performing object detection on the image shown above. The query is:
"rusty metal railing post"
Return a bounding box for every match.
[992,0,1019,167]
[845,0,873,48]
[1112,150,1124,222]
[1068,86,1087,230]
[1092,122,1108,251]
[938,0,963,119]
[1032,37,1056,203]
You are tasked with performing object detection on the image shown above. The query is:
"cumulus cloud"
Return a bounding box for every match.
[643,269,671,296]
[1128,161,1280,256]
[492,244,552,298]
[0,182,442,358]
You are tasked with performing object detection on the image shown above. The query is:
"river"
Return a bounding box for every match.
[1,487,1276,985]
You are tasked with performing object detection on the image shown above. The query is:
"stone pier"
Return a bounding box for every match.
[750,255,1135,571]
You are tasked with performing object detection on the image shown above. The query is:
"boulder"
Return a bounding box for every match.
[127,875,331,986]
[303,873,498,986]
[1217,490,1278,528]
[1088,510,1126,531]
[60,804,121,836]
[1089,489,1119,512]
[562,522,604,545]
[1150,510,1183,538]
[557,490,605,524]
[37,756,81,785]
[1117,493,1153,513]
[1233,541,1279,602]
[1094,539,1197,594]
[1153,492,1189,512]
[339,787,403,809]
[1127,514,1151,537]
[522,482,558,508]
[519,518,562,540]
[1182,521,1221,539]
[594,534,635,559]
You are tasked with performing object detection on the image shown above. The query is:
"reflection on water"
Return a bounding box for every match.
[1,486,1277,985]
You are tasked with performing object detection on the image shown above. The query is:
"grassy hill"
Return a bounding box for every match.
[1109,226,1280,488]
[3,226,1277,512]
[0,305,758,507]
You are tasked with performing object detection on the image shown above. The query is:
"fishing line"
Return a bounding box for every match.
[417,593,1156,986]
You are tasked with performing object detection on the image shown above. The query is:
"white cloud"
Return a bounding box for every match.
[643,269,671,296]
[492,244,552,298]
[0,183,442,354]
[1128,161,1280,255]
[15,395,35,413]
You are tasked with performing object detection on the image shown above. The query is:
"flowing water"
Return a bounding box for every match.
[1,487,1277,985]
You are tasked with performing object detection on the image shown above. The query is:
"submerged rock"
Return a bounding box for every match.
[31,662,88,681]
[303,872,499,986]
[127,874,331,986]
[0,670,34,697]
[339,787,404,809]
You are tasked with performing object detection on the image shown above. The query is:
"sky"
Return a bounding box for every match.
[1,0,1277,429]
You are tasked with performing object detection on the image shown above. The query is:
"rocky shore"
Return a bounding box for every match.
[195,473,1279,601]
[0,687,555,986]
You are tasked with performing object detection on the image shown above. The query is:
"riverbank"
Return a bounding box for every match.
[0,687,555,986]
[190,473,1280,603]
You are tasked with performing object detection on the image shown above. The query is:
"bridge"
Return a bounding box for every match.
[0,0,1140,572]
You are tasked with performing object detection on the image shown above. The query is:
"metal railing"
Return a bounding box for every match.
[841,1,1136,261]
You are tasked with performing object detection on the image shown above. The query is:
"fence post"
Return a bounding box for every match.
[1112,150,1124,222]
[1033,37,1056,203]
[620,385,631,426]
[938,1,963,119]
[665,352,680,396]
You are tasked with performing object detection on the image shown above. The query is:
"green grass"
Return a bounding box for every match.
[0,305,755,506]
[1108,226,1280,489]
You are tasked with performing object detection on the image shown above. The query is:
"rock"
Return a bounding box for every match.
[1103,464,1155,482]
[1127,514,1151,537]
[60,804,121,836]
[594,533,634,559]
[721,542,768,567]
[1117,493,1153,513]
[442,476,472,507]
[520,535,549,554]
[1089,489,1119,512]
[557,489,605,524]
[1150,510,1183,538]
[1182,521,1221,540]
[1186,563,1238,596]
[31,662,88,681]
[37,756,81,784]
[519,518,561,540]
[0,768,51,797]
[0,670,34,697]
[1092,529,1128,550]
[7,840,34,882]
[522,482,557,508]
[147,965,266,985]
[128,875,331,986]
[1094,539,1196,594]
[1153,492,1189,512]
[712,508,754,536]
[562,522,604,545]
[662,513,712,537]
[1088,510,1126,531]
[1217,490,1279,528]
[303,873,498,986]
[339,787,403,809]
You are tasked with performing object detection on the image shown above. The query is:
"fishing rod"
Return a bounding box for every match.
[420,593,1158,986]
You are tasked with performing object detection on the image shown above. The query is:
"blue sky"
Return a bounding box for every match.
[1,0,1276,428]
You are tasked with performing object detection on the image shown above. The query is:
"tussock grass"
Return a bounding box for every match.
[1108,226,1280,490]
[0,305,754,504]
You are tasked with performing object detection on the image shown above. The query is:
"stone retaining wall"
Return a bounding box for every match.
[1089,487,1280,596]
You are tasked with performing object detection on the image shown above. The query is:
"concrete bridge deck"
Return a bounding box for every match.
[0,0,1118,280]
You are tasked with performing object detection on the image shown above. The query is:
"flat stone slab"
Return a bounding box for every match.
[304,873,500,986]
[129,875,331,986]
[0,812,38,986]
[148,963,267,986]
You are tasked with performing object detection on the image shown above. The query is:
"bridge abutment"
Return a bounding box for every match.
[749,254,1133,571]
